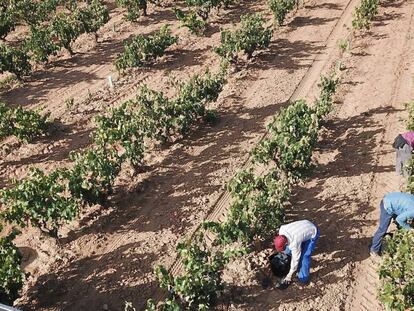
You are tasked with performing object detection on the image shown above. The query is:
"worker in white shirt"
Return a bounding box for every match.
[273,220,320,289]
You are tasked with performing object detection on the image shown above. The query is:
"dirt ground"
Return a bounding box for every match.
[0,0,413,310]
[218,1,414,310]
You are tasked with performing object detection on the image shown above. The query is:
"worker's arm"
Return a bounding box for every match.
[396,210,414,229]
[285,245,302,281]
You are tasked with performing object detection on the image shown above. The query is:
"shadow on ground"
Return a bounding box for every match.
[16,2,364,310]
[221,106,400,309]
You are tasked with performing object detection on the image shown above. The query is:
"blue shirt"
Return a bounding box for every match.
[383,192,414,229]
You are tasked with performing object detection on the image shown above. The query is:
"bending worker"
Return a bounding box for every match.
[370,192,414,257]
[393,131,414,176]
[273,219,320,289]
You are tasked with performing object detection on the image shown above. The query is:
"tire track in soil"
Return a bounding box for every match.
[346,1,414,310]
[151,0,361,304]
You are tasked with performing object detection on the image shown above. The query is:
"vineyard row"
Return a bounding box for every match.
[0,0,377,79]
[0,0,382,307]
[0,66,226,304]
[140,74,339,310]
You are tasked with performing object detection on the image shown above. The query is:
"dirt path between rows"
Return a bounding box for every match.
[346,1,414,310]
[5,0,413,310]
[222,1,414,310]
[8,0,369,310]
[0,0,268,190]
[154,0,361,303]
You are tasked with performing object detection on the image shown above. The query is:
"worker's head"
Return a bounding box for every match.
[273,235,288,252]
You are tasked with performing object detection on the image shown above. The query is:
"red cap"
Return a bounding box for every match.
[273,235,288,252]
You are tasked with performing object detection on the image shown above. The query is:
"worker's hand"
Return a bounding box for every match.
[276,278,291,290]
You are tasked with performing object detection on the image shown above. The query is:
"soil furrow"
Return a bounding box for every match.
[7,0,414,310]
[13,0,356,310]
[151,0,361,303]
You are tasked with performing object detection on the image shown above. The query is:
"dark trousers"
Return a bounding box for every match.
[370,201,393,253]
[396,144,413,176]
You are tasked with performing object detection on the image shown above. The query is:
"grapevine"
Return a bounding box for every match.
[93,102,145,167]
[251,99,319,180]
[252,75,338,179]
[144,298,181,311]
[154,234,232,311]
[174,8,206,35]
[0,168,79,237]
[0,43,31,80]
[115,25,178,72]
[117,0,149,21]
[405,101,414,131]
[0,103,12,139]
[12,0,60,26]
[75,0,110,38]
[50,12,81,55]
[268,0,298,26]
[215,13,272,62]
[184,0,221,21]
[23,26,59,63]
[66,147,122,205]
[315,75,340,119]
[93,68,225,178]
[0,5,15,39]
[352,0,379,30]
[378,230,414,311]
[0,102,50,142]
[1,0,110,75]
[204,169,290,245]
[0,230,24,305]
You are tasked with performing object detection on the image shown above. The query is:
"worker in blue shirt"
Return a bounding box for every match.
[370,192,414,256]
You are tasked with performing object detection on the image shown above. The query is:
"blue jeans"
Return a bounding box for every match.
[370,201,393,253]
[285,228,320,283]
[297,228,320,283]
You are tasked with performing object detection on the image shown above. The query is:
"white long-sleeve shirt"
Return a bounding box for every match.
[279,220,318,280]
